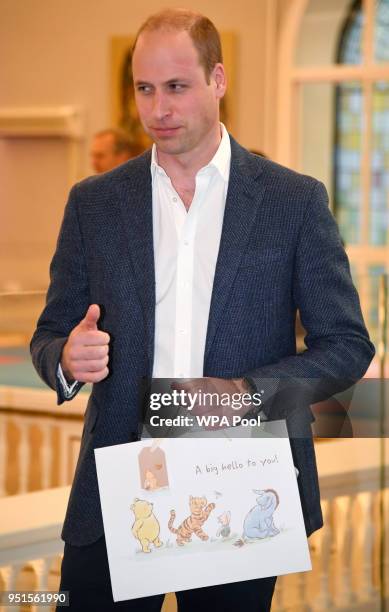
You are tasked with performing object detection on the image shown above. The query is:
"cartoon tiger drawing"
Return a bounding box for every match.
[168,495,216,546]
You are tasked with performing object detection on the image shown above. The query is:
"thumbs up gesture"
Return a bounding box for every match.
[61,304,110,383]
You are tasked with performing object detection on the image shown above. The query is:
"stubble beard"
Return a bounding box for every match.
[153,129,197,157]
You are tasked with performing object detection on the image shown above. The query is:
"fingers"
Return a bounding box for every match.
[78,304,101,331]
[62,352,110,383]
[171,378,203,392]
[71,331,110,347]
[67,345,109,360]
[71,356,109,373]
[61,305,110,383]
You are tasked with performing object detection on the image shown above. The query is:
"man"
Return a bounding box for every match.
[90,128,143,173]
[30,8,374,612]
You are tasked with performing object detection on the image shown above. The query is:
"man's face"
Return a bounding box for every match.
[90,134,128,174]
[132,29,226,160]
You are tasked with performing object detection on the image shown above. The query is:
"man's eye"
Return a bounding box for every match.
[169,83,186,91]
[137,85,152,94]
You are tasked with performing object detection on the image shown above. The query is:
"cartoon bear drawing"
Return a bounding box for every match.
[243,489,280,539]
[131,498,163,553]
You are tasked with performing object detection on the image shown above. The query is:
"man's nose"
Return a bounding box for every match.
[152,91,171,120]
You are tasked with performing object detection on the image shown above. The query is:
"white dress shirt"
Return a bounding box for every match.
[58,124,231,396]
[151,124,231,378]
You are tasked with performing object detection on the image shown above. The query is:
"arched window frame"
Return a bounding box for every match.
[276,0,389,333]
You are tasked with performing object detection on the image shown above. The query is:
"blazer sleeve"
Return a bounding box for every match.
[30,183,89,404]
[245,180,375,418]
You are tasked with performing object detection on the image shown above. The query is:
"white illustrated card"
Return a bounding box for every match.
[95,432,311,602]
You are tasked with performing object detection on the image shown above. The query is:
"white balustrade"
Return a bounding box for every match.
[0,484,387,611]
[0,487,68,612]
[0,395,388,611]
[0,404,84,497]
[272,476,388,610]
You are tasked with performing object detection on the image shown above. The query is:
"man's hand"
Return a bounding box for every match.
[61,304,110,383]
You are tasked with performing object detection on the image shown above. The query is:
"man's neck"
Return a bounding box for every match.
[156,124,222,184]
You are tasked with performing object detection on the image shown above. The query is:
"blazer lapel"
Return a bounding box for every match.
[115,152,156,371]
[113,144,267,373]
[204,139,266,364]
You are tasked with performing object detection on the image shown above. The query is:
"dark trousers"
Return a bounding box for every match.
[58,537,277,611]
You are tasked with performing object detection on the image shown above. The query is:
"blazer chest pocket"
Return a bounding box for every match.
[239,247,284,270]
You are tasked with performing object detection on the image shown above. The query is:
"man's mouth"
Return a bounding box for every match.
[151,126,181,137]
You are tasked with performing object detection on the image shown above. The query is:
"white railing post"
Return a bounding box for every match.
[15,417,30,494]
[312,499,332,610]
[357,491,375,602]
[273,574,285,610]
[0,564,22,612]
[331,495,353,607]
[38,423,52,490]
[30,558,51,612]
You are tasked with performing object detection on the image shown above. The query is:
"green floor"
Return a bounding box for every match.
[0,346,89,392]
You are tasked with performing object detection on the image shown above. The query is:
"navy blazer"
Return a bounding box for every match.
[31,137,374,545]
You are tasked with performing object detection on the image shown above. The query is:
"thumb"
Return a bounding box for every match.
[80,304,100,331]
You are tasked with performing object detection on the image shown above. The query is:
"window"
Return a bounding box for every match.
[335,1,389,248]
[278,0,389,342]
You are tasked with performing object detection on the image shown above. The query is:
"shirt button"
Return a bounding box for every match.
[172,196,177,202]
[183,240,189,246]
[179,329,187,335]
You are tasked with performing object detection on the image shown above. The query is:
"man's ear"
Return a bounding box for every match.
[212,63,227,99]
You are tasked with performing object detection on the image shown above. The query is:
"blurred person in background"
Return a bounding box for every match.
[90,128,143,173]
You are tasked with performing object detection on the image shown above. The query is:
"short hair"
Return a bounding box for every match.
[94,128,143,156]
[133,8,223,83]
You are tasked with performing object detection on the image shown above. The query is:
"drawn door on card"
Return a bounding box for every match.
[138,444,169,491]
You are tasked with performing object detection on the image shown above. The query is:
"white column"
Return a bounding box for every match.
[357,491,374,601]
[311,499,332,610]
[58,429,69,487]
[0,564,22,612]
[14,417,30,494]
[38,422,52,490]
[58,422,82,486]
[30,558,51,612]
[272,574,285,610]
[332,495,353,607]
[296,569,307,609]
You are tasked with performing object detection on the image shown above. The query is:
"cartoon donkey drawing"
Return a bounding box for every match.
[235,489,280,546]
[244,489,280,538]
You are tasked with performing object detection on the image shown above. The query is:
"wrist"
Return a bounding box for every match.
[60,345,75,384]
[232,377,251,394]
[61,364,75,384]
